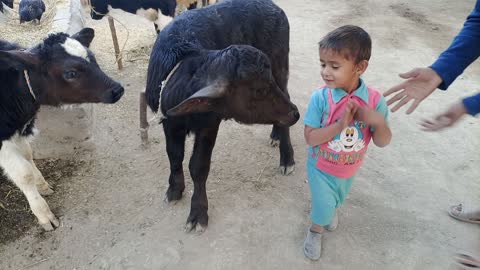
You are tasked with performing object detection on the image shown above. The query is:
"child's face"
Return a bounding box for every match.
[319,49,367,92]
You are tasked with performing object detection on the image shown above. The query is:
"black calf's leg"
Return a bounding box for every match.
[277,126,295,175]
[163,120,187,202]
[186,124,220,233]
[269,51,295,175]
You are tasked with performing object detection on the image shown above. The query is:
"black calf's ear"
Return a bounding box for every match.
[166,81,226,116]
[0,50,39,70]
[167,97,217,116]
[71,28,95,48]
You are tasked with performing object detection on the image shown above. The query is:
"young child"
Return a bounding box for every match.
[303,25,392,260]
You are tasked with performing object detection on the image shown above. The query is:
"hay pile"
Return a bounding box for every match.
[0,0,61,47]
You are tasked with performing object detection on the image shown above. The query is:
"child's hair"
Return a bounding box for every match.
[318,25,371,63]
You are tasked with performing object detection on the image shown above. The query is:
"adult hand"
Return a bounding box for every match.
[420,101,467,131]
[384,68,443,114]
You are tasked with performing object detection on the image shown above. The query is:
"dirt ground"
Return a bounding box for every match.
[1,0,480,269]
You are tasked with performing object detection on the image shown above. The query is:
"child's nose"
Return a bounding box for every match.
[321,68,330,77]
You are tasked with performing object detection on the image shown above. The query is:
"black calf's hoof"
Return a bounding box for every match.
[165,186,183,202]
[279,164,295,175]
[185,222,207,234]
[185,209,208,234]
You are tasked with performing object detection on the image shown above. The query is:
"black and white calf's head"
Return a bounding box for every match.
[166,45,300,127]
[0,28,124,105]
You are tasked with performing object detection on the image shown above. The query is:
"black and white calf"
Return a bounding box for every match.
[86,0,217,33]
[0,0,13,13]
[88,0,177,33]
[0,0,13,9]
[0,28,124,231]
[146,0,299,232]
[177,0,217,10]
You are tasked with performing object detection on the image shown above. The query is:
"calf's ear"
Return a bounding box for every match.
[71,28,95,48]
[0,50,39,70]
[167,81,226,116]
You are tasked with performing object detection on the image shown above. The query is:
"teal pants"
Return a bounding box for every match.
[307,163,354,226]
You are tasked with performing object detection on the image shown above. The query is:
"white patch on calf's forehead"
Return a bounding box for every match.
[61,38,89,61]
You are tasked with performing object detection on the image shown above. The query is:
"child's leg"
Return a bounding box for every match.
[307,166,338,229]
[304,166,338,260]
[335,176,354,208]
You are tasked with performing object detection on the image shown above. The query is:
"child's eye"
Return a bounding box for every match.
[332,66,340,69]
[320,63,326,68]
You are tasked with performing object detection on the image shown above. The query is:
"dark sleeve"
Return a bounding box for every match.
[462,92,480,116]
[430,1,480,90]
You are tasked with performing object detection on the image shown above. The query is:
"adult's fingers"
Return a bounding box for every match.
[406,100,421,114]
[391,96,413,112]
[386,90,406,106]
[398,68,421,79]
[384,82,406,97]
[420,120,443,131]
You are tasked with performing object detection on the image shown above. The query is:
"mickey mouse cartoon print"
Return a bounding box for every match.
[328,123,366,152]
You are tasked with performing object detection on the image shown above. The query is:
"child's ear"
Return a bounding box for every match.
[356,60,369,75]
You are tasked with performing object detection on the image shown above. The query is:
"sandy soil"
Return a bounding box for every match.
[1,0,480,269]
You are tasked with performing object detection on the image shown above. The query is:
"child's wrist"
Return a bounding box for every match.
[335,121,346,131]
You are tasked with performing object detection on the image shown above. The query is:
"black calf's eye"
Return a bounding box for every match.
[254,88,267,98]
[64,70,78,80]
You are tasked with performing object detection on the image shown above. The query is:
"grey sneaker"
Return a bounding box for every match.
[325,211,338,231]
[303,228,322,260]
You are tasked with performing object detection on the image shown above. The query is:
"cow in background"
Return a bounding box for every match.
[83,0,218,33]
[86,0,176,33]
[0,0,14,13]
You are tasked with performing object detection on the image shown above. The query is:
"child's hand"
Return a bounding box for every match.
[338,100,357,129]
[420,101,467,131]
[354,107,384,127]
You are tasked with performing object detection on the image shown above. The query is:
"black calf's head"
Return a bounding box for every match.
[168,45,299,127]
[0,28,124,105]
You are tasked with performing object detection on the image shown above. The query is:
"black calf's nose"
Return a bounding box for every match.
[110,86,124,103]
[114,86,124,95]
[290,110,300,120]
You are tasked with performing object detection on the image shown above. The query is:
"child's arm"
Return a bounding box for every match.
[305,100,357,146]
[371,118,392,148]
[355,107,392,147]
[304,123,342,146]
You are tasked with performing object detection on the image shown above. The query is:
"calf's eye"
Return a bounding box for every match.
[64,70,78,80]
[254,88,267,97]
